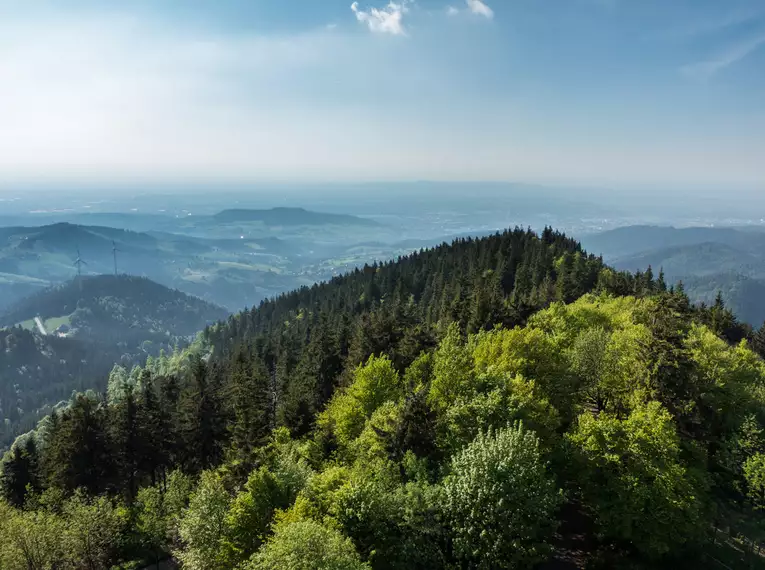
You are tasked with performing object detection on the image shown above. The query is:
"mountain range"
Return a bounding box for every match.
[580,225,765,325]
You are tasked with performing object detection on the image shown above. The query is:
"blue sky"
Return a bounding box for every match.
[0,0,763,190]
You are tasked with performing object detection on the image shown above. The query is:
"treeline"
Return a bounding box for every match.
[2,227,764,569]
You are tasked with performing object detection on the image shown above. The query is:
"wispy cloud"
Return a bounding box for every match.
[662,9,763,41]
[466,0,493,19]
[447,6,459,16]
[681,32,765,79]
[351,1,410,35]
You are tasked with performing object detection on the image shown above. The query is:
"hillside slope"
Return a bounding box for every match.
[0,275,227,450]
[2,226,761,570]
[1,274,228,343]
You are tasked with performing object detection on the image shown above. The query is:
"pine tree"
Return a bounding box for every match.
[178,357,226,472]
[227,347,270,473]
[111,378,144,501]
[657,268,667,292]
[44,393,111,494]
[0,437,39,507]
[753,323,765,358]
[137,373,169,487]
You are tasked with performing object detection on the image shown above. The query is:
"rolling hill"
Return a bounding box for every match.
[0,222,305,311]
[0,275,228,450]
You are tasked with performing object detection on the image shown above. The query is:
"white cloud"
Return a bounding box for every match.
[351,1,410,35]
[681,32,765,79]
[447,6,460,16]
[466,0,493,19]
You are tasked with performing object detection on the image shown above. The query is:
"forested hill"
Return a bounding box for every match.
[206,227,616,355]
[3,227,765,570]
[1,274,228,342]
[0,276,227,451]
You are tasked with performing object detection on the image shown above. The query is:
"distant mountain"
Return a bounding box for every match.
[0,222,305,310]
[606,242,763,280]
[682,274,765,327]
[580,225,765,259]
[211,207,377,226]
[580,225,765,325]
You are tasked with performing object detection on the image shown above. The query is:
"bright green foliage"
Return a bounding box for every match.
[5,227,765,570]
[568,325,652,414]
[442,423,561,569]
[744,453,765,509]
[247,519,369,570]
[135,471,195,564]
[223,467,291,565]
[472,327,565,394]
[350,401,402,463]
[428,323,475,410]
[286,465,351,523]
[432,326,560,453]
[164,469,196,543]
[136,484,171,561]
[568,401,705,558]
[529,294,648,341]
[330,471,446,570]
[523,295,655,417]
[685,324,765,435]
[440,373,558,452]
[61,491,129,570]
[319,355,402,448]
[176,470,232,570]
[0,499,66,570]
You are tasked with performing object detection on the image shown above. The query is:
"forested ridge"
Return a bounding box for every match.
[2,227,765,569]
[0,275,228,450]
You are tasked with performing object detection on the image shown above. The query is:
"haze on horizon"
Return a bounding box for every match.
[0,0,764,192]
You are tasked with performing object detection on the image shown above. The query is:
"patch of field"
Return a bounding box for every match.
[14,315,71,333]
[17,319,37,331]
[45,316,71,331]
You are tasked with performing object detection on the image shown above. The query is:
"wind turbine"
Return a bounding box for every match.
[112,240,120,276]
[74,247,87,277]
[74,247,87,290]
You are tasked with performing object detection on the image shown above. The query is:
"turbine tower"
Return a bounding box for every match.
[112,240,120,276]
[74,247,87,277]
[73,247,87,290]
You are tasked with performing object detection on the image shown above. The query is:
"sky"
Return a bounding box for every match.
[0,0,764,191]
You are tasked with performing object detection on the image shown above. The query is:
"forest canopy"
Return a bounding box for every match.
[2,227,765,569]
